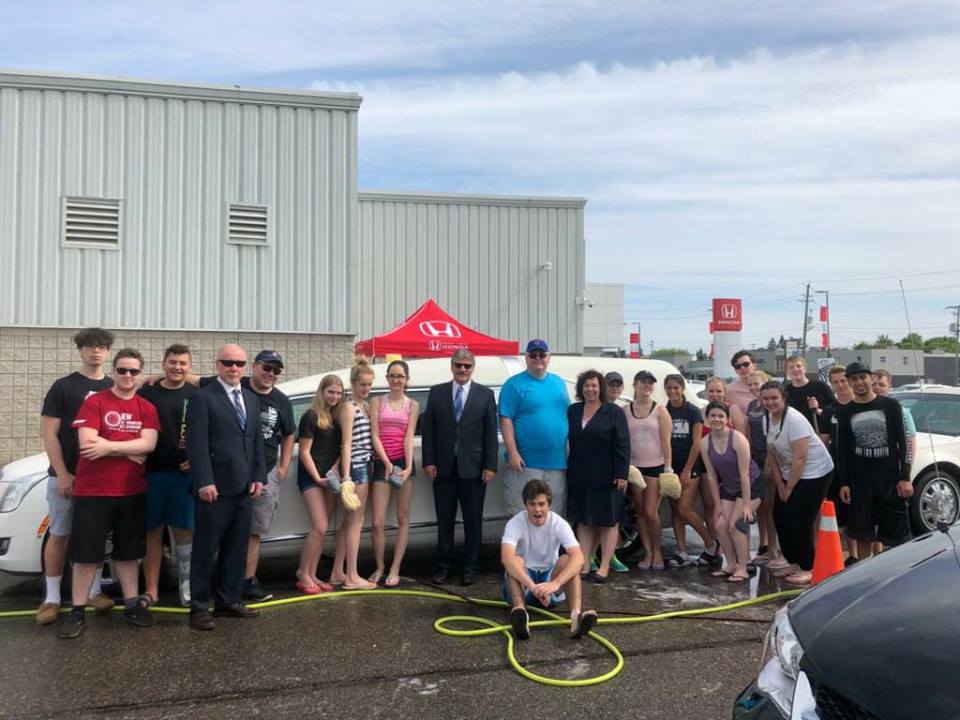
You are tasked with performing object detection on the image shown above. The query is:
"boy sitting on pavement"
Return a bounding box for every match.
[501,478,598,640]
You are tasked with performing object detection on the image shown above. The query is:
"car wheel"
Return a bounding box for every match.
[619,499,643,558]
[910,469,960,534]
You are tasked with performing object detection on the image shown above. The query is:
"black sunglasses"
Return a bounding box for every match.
[453,363,474,370]
[218,359,247,368]
[733,361,753,370]
[115,367,142,376]
[527,352,547,359]
[259,364,282,375]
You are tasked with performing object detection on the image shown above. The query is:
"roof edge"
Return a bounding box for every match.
[359,189,587,209]
[0,68,362,111]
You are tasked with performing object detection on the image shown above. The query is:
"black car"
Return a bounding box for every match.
[734,524,960,719]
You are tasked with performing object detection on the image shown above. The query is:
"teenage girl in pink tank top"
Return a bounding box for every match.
[369,360,420,587]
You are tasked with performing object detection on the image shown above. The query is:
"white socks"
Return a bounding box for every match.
[45,575,62,605]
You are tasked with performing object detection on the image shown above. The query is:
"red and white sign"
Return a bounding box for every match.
[711,298,742,332]
[819,306,829,349]
[629,332,640,359]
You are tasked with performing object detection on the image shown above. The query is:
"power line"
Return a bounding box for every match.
[830,281,960,297]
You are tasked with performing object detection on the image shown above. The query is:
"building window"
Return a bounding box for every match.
[225,203,270,246]
[880,356,887,363]
[61,197,121,249]
[903,357,909,366]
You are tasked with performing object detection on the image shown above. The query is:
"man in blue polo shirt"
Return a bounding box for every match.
[499,339,571,516]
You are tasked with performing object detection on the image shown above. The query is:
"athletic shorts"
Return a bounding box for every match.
[146,470,195,531]
[68,494,147,564]
[502,467,566,517]
[636,464,664,479]
[847,475,911,547]
[249,467,280,537]
[719,478,765,503]
[45,475,73,537]
[372,458,414,483]
[500,565,567,607]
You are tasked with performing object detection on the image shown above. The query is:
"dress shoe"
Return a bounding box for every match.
[190,610,216,631]
[460,571,474,587]
[432,569,450,584]
[213,603,260,619]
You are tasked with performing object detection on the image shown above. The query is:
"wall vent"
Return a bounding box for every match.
[226,203,270,245]
[62,197,121,248]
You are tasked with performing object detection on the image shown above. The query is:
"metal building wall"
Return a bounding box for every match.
[357,191,586,354]
[0,72,360,334]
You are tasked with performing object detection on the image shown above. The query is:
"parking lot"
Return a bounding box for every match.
[0,536,791,720]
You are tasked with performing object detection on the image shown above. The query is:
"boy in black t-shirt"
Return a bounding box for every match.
[36,327,117,625]
[837,363,912,557]
[785,355,834,432]
[138,344,197,606]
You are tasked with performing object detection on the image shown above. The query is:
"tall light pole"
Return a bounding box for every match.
[815,289,830,354]
[947,304,960,386]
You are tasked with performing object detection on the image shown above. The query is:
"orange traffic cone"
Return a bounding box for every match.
[811,500,845,585]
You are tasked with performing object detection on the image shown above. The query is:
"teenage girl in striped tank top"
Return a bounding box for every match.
[333,358,377,590]
[369,360,420,587]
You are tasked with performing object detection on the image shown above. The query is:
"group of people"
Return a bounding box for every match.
[34,328,913,641]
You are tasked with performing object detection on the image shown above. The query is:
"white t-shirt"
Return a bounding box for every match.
[764,406,834,480]
[501,510,579,571]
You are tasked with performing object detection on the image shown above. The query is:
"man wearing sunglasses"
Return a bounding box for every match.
[499,339,571,517]
[59,349,160,638]
[726,350,757,415]
[196,350,295,601]
[186,344,266,630]
[422,349,498,585]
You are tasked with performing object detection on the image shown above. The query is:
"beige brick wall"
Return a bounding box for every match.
[0,327,355,467]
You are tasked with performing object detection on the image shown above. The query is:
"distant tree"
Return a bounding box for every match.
[767,337,778,350]
[651,347,690,359]
[898,333,924,350]
[874,334,895,349]
[778,334,786,349]
[695,348,708,361]
[924,336,959,353]
[852,341,872,350]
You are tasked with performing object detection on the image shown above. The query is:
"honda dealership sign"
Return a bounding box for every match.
[711,298,743,378]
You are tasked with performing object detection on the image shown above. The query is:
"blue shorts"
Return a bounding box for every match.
[500,565,566,607]
[350,462,371,486]
[146,470,195,531]
[372,458,414,484]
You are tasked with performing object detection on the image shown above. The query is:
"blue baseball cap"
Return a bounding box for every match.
[255,349,284,368]
[525,339,549,354]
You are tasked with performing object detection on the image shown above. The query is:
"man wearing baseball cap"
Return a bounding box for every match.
[198,349,295,601]
[836,362,912,558]
[499,339,571,516]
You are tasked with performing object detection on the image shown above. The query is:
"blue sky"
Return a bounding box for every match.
[3,1,959,352]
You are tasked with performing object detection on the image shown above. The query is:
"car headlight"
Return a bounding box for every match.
[757,605,806,716]
[0,474,46,513]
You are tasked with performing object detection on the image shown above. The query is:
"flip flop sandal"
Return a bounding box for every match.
[726,574,749,583]
[784,572,812,585]
[710,569,732,578]
[368,571,383,584]
[384,576,401,587]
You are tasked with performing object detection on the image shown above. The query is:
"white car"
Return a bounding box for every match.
[0,355,695,577]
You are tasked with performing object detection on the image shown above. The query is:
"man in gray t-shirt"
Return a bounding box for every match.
[500,478,597,641]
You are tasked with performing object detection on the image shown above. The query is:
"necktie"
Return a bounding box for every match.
[454,385,464,422]
[233,388,246,429]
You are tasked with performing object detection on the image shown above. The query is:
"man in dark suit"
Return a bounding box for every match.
[186,344,266,630]
[422,349,498,586]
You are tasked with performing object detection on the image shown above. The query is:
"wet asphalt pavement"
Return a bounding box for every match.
[0,534,792,720]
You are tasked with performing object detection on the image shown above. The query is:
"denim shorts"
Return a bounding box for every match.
[350,462,371,485]
[372,458,414,485]
[500,565,566,607]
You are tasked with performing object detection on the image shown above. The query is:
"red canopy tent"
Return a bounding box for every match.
[354,299,519,358]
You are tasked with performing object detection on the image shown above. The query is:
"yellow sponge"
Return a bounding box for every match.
[658,471,682,499]
[627,465,647,491]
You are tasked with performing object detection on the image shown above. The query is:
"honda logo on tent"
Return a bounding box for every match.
[419,321,462,338]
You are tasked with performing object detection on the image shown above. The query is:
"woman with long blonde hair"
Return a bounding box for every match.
[295,374,344,593]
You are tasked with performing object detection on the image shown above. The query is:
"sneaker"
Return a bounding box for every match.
[589,555,599,572]
[510,607,530,640]
[88,592,115,612]
[666,552,690,568]
[122,596,155,628]
[58,611,86,639]
[610,554,630,573]
[241,577,274,602]
[178,577,191,607]
[36,602,60,626]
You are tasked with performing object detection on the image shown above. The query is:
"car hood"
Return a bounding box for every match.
[0,452,50,482]
[790,526,960,718]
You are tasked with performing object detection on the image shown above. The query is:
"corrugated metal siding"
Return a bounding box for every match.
[0,75,359,334]
[357,192,586,354]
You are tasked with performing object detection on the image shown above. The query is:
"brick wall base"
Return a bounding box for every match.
[0,327,355,466]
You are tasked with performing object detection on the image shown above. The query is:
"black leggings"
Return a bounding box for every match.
[773,471,832,571]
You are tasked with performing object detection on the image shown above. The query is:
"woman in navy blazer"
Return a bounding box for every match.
[566,370,631,583]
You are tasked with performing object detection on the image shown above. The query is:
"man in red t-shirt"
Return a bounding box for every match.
[59,349,159,639]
